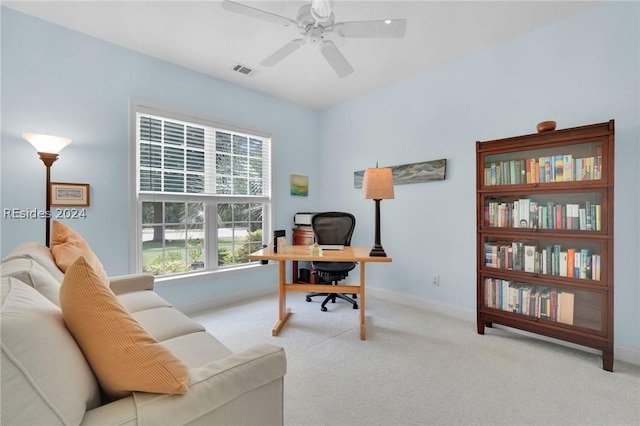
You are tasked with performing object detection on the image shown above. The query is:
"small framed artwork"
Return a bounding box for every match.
[50,182,90,207]
[290,174,309,197]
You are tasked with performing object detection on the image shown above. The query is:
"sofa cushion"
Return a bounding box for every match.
[1,276,101,426]
[117,289,171,313]
[59,256,190,400]
[0,256,62,306]
[132,306,205,342]
[160,332,233,369]
[2,241,64,282]
[50,220,109,283]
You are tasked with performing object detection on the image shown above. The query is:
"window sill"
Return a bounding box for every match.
[153,262,277,286]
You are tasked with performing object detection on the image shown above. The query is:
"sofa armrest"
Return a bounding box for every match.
[109,273,155,294]
[133,343,286,425]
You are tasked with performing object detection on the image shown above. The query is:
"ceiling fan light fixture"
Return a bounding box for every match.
[311,0,332,23]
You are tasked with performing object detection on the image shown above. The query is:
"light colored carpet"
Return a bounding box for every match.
[190,293,640,426]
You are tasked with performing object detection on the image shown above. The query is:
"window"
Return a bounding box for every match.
[132,102,272,277]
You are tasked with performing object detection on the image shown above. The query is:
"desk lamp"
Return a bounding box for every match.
[23,133,72,247]
[362,165,394,257]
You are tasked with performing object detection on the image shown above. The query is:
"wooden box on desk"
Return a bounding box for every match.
[292,227,318,284]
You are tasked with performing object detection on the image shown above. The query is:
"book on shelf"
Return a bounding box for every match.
[562,154,573,181]
[567,248,576,278]
[524,245,536,273]
[555,156,564,182]
[592,255,601,280]
[579,249,590,279]
[558,292,575,325]
[559,251,568,276]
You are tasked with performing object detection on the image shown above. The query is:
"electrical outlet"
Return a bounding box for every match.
[432,275,440,286]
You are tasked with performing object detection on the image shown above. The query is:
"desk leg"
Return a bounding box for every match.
[359,261,366,340]
[273,260,291,336]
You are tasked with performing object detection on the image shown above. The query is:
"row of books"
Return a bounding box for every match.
[484,242,601,280]
[484,278,575,325]
[485,199,601,231]
[483,154,602,186]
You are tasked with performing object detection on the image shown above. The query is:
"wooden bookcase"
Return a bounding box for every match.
[476,120,614,371]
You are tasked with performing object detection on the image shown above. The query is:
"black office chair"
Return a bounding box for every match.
[305,212,358,312]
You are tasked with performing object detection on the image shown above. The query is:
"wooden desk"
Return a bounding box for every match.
[247,246,392,340]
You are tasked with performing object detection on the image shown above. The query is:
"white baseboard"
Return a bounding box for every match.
[367,286,640,367]
[366,286,477,322]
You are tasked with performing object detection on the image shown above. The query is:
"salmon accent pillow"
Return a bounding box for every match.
[50,220,109,283]
[59,256,190,399]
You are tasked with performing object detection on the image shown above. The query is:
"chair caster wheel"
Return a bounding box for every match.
[306,297,311,302]
[321,306,328,312]
[353,303,358,309]
[353,294,357,299]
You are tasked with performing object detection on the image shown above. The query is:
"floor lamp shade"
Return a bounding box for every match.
[23,133,72,247]
[22,133,72,154]
[362,167,394,257]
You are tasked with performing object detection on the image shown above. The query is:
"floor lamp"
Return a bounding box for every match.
[23,133,72,247]
[362,165,394,257]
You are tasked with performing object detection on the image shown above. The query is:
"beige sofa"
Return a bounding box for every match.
[0,241,286,426]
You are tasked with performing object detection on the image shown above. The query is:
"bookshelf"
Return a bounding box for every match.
[476,120,614,371]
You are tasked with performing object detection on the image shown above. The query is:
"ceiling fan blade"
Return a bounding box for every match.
[260,39,304,67]
[222,0,297,27]
[334,19,407,38]
[320,40,354,78]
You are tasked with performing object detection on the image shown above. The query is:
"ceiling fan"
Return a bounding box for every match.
[222,0,407,78]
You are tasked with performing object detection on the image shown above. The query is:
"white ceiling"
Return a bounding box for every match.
[3,0,600,110]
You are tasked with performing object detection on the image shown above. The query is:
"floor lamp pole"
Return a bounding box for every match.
[39,153,59,247]
[369,199,387,257]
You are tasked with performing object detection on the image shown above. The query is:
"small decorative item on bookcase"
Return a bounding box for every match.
[536,120,557,132]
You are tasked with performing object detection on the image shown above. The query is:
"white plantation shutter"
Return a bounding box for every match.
[137,112,271,197]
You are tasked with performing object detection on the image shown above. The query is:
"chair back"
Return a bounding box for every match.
[311,212,356,246]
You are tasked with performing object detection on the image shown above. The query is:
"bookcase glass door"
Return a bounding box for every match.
[481,278,605,332]
[482,140,604,186]
[481,191,607,233]
[482,236,607,285]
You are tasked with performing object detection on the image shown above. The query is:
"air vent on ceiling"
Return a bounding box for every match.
[232,63,258,77]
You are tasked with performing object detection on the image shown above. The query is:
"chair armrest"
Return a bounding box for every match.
[132,343,286,425]
[109,273,155,294]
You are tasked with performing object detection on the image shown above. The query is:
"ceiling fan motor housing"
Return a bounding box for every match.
[297,4,334,42]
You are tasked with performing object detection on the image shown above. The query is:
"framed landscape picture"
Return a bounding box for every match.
[50,182,90,206]
[290,174,309,196]
[354,159,446,188]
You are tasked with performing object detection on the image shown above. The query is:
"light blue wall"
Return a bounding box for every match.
[0,7,321,305]
[1,3,638,351]
[318,2,639,349]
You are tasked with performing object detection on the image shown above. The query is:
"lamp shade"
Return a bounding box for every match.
[23,133,72,154]
[363,167,394,200]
